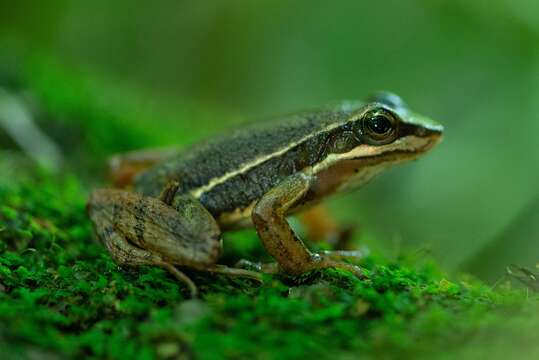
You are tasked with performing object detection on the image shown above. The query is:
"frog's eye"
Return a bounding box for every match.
[367,114,392,134]
[363,110,397,143]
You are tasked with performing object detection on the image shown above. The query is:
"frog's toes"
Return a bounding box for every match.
[235,259,280,274]
[310,253,367,279]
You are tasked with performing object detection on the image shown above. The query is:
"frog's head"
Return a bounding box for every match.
[348,91,443,164]
[311,92,443,194]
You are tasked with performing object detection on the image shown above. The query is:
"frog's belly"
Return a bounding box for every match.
[204,186,325,231]
[212,198,320,231]
[214,201,257,230]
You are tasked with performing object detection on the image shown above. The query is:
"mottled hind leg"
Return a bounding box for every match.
[96,220,263,292]
[252,173,365,278]
[87,188,219,297]
[89,187,263,294]
[159,183,264,282]
[98,224,198,297]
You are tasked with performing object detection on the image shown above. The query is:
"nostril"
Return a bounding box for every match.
[416,128,427,137]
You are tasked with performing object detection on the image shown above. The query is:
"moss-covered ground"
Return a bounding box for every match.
[1,56,539,359]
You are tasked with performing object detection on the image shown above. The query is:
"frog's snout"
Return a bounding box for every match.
[415,125,443,141]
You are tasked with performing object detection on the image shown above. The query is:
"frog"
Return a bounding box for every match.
[87,92,443,296]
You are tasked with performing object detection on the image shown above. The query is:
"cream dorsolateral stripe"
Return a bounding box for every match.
[190,113,430,201]
[188,117,363,199]
[213,137,429,227]
[189,102,433,201]
[309,135,430,175]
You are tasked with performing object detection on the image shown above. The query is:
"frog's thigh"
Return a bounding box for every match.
[90,206,198,296]
[88,189,222,268]
[99,222,163,267]
[252,173,364,277]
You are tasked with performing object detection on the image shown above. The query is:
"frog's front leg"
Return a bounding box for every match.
[251,173,365,277]
[88,188,261,297]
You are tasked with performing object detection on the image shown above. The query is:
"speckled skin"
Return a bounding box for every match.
[88,93,443,294]
[134,99,435,221]
[135,102,366,216]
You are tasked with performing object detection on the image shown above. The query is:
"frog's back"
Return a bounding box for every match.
[135,102,361,217]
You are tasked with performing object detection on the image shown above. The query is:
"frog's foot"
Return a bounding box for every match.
[201,265,265,282]
[307,253,366,279]
[235,259,280,274]
[154,264,264,294]
[235,255,365,279]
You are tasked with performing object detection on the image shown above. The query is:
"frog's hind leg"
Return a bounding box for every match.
[88,188,218,297]
[94,220,198,297]
[234,252,366,275]
[88,188,263,296]
[202,265,264,282]
[108,147,181,188]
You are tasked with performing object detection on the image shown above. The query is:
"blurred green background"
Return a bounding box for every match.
[1,0,538,280]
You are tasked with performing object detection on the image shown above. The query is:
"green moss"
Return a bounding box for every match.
[1,172,538,360]
[1,56,539,359]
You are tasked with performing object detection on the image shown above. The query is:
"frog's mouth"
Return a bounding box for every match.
[364,131,443,163]
[311,131,442,175]
[306,129,442,199]
[350,130,442,163]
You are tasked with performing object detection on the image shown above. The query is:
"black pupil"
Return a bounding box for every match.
[368,115,392,134]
